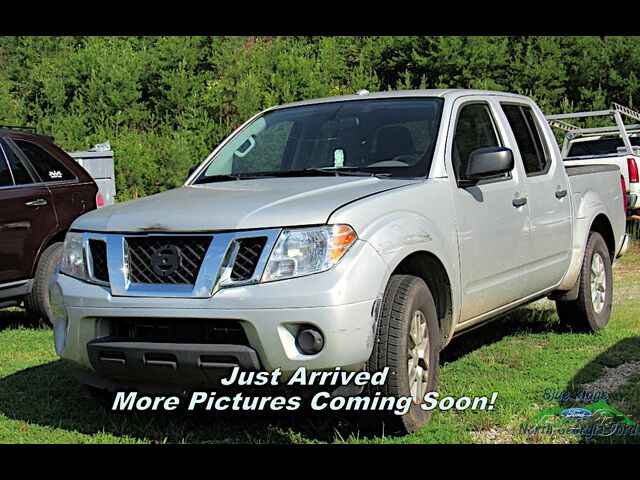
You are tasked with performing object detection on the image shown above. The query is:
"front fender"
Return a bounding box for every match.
[328,180,461,338]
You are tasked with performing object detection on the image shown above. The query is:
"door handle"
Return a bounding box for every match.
[25,198,48,207]
[555,189,568,199]
[512,196,528,207]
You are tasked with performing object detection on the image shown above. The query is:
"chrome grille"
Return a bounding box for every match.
[88,239,109,283]
[231,237,267,281]
[125,236,212,285]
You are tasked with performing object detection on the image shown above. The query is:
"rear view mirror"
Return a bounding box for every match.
[464,147,513,184]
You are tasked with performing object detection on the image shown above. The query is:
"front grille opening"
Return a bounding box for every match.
[125,236,212,285]
[88,239,109,283]
[109,318,250,346]
[231,237,267,281]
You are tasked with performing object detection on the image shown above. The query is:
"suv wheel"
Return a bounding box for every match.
[556,232,613,332]
[24,242,63,326]
[365,274,441,434]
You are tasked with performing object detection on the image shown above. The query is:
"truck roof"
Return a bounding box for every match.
[269,89,532,111]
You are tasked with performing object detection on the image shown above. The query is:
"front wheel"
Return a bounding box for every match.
[556,232,613,332]
[365,274,441,434]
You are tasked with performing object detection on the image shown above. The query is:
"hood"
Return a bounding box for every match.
[73,177,419,232]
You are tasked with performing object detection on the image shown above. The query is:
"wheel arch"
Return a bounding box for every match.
[553,211,616,299]
[589,213,615,261]
[29,228,68,278]
[390,250,454,347]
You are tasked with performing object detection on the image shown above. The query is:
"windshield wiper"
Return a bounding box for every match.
[193,168,390,184]
[272,168,390,178]
[192,173,273,184]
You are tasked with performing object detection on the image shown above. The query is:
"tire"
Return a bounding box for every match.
[365,274,441,434]
[24,242,63,327]
[556,232,613,333]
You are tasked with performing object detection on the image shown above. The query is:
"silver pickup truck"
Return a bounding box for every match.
[50,89,630,433]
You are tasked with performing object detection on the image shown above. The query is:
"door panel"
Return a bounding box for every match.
[447,97,531,322]
[8,137,96,230]
[500,102,572,294]
[0,139,58,284]
[0,184,56,283]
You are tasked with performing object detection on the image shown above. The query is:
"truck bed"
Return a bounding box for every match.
[565,164,620,176]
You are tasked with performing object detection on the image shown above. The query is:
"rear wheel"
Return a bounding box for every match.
[24,242,63,326]
[365,274,441,434]
[556,232,613,332]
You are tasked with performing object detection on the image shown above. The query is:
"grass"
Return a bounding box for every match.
[1,249,639,444]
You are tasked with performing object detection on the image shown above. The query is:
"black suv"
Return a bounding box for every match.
[0,127,99,324]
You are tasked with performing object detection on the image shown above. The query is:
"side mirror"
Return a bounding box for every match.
[463,147,513,185]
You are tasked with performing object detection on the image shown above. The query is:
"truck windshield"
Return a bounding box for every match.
[567,136,640,157]
[193,97,444,183]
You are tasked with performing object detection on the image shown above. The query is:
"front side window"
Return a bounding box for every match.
[501,104,550,175]
[194,97,444,182]
[453,103,502,181]
[13,139,76,183]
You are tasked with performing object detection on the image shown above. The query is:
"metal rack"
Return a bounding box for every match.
[546,104,640,157]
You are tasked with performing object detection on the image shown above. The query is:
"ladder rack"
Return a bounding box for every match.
[546,103,640,156]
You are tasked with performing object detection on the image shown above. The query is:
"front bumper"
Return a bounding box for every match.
[51,239,390,391]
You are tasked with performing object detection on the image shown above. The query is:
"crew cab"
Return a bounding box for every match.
[50,90,630,433]
[0,127,99,323]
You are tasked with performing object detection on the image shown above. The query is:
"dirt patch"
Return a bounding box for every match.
[581,361,640,393]
[470,424,572,444]
[471,361,640,444]
[470,426,515,443]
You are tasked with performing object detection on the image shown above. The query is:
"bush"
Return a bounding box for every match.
[1,36,640,200]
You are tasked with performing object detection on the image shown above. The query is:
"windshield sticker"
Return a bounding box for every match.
[333,148,344,168]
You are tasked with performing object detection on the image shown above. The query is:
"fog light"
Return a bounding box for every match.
[295,325,324,355]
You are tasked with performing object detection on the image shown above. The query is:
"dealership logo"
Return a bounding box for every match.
[560,408,592,420]
[151,244,181,277]
[519,399,638,439]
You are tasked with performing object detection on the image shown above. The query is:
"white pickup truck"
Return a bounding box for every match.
[547,103,640,214]
[50,89,630,433]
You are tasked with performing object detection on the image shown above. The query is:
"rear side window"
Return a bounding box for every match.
[0,156,12,187]
[501,104,550,175]
[453,103,502,181]
[1,139,33,185]
[13,139,76,183]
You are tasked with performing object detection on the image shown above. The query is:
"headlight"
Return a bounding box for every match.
[59,232,87,280]
[262,225,357,282]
